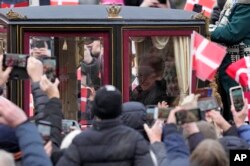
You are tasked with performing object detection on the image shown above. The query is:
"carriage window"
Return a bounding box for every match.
[129,36,191,106]
[29,36,104,121]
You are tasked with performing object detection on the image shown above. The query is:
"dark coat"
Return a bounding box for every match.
[121,101,148,140]
[31,82,49,114]
[32,82,63,151]
[130,79,174,106]
[56,118,153,166]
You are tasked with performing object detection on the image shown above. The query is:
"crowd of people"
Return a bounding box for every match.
[1,53,250,166]
[1,0,250,165]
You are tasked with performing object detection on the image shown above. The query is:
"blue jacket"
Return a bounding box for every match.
[238,124,250,144]
[150,124,189,166]
[15,122,52,166]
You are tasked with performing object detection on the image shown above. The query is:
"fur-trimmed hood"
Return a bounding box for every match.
[238,0,250,4]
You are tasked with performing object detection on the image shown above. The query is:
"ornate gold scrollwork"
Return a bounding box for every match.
[106,4,122,19]
[6,9,27,20]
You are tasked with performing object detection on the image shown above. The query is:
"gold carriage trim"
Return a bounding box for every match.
[6,9,27,20]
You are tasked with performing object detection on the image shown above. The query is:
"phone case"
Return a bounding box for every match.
[229,86,244,112]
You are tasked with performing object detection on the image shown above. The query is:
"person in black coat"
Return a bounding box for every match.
[27,57,63,152]
[56,85,153,166]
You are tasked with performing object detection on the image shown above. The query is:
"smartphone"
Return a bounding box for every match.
[158,107,174,120]
[175,108,202,125]
[230,86,244,112]
[3,53,29,79]
[3,53,28,68]
[198,97,219,111]
[193,4,202,13]
[37,120,52,144]
[195,88,213,98]
[62,119,81,135]
[42,57,56,82]
[146,105,158,120]
[31,40,47,49]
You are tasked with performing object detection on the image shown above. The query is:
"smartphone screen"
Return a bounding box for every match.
[158,107,173,120]
[4,53,28,68]
[175,108,202,125]
[230,86,244,112]
[198,97,219,111]
[42,58,56,82]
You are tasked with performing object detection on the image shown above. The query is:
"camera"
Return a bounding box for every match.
[175,108,202,125]
[3,53,29,79]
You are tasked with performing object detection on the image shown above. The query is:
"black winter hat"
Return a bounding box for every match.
[92,85,122,119]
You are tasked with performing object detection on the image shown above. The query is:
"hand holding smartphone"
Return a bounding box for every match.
[3,53,29,79]
[230,86,244,112]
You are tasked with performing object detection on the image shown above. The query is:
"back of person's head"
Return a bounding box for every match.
[196,121,218,139]
[190,139,229,166]
[0,150,15,166]
[121,101,148,139]
[92,85,122,119]
[139,55,165,78]
[219,136,250,157]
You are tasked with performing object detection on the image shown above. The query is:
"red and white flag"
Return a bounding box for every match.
[50,0,79,6]
[184,0,216,17]
[191,31,226,81]
[226,56,250,88]
[0,0,29,8]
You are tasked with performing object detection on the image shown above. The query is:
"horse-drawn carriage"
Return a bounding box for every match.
[0,5,206,120]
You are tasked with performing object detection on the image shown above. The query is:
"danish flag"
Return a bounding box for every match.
[226,57,250,121]
[184,0,216,17]
[226,56,250,88]
[0,0,29,8]
[192,31,226,81]
[50,0,79,6]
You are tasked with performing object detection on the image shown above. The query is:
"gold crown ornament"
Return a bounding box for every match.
[106,4,122,19]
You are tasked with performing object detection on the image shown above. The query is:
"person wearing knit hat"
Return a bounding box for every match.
[57,85,154,166]
[92,85,122,119]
